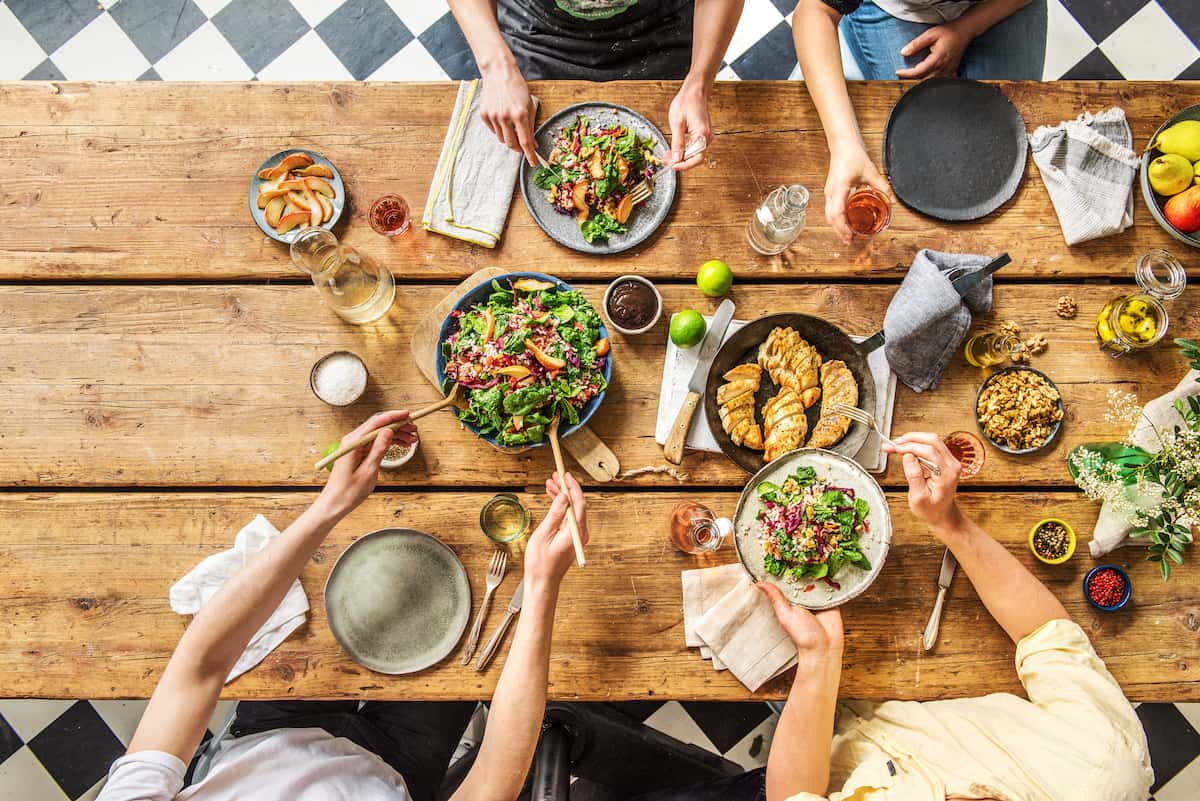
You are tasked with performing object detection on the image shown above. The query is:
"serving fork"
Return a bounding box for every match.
[832,403,942,476]
[461,548,508,665]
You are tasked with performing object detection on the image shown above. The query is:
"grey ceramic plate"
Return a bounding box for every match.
[248,148,346,244]
[734,448,892,609]
[325,528,471,675]
[519,102,677,254]
[1140,103,1200,249]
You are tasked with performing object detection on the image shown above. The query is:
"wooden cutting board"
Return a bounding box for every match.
[410,268,620,482]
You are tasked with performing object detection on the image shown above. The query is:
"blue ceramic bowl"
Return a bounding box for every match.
[435,272,612,450]
[1083,564,1132,612]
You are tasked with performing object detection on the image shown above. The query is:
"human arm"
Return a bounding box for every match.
[894,0,1033,79]
[792,0,889,243]
[447,0,538,166]
[667,0,744,171]
[883,432,1069,644]
[125,411,416,763]
[450,473,588,801]
[760,583,843,801]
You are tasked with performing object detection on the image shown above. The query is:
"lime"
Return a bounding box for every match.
[696,259,733,297]
[320,441,341,471]
[670,310,707,348]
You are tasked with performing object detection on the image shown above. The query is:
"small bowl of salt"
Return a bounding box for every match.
[310,350,368,407]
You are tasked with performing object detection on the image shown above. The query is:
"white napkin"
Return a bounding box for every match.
[655,319,897,472]
[1090,370,1200,557]
[682,563,744,670]
[169,515,309,683]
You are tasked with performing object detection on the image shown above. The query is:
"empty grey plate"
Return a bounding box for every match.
[519,102,677,254]
[325,528,471,675]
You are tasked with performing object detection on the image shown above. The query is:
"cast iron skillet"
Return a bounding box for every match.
[883,77,1027,221]
[703,313,876,474]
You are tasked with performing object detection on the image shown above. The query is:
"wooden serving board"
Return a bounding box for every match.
[410,268,620,482]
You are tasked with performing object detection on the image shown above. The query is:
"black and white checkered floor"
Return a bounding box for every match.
[2,0,1200,799]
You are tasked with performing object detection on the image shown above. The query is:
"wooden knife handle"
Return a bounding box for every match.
[664,390,700,465]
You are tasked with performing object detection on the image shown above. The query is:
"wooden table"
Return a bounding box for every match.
[1,81,1197,702]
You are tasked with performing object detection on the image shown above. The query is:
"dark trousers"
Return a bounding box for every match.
[625,767,766,801]
[230,700,477,801]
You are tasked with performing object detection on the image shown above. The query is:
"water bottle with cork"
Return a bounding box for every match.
[747,184,809,255]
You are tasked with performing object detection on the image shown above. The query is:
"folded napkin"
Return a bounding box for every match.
[1029,107,1140,246]
[169,515,309,683]
[655,319,898,472]
[1090,369,1200,557]
[883,249,994,393]
[423,80,538,248]
[683,565,797,692]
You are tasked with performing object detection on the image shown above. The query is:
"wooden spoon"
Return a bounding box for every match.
[313,384,461,471]
[548,414,586,568]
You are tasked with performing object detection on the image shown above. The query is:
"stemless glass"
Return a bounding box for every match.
[368,194,411,236]
[846,187,892,238]
[290,227,395,324]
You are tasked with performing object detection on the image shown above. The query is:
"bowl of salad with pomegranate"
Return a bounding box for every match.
[436,272,612,449]
[734,448,891,609]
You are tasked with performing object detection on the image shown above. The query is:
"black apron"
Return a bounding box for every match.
[497,0,694,81]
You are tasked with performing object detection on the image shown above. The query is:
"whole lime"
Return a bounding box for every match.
[696,259,733,297]
[670,310,707,348]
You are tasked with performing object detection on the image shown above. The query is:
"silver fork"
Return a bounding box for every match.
[461,548,508,665]
[628,175,654,206]
[832,403,942,476]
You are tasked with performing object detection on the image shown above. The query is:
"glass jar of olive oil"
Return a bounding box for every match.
[1096,250,1187,357]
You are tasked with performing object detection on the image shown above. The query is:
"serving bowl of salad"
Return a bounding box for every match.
[435,272,612,450]
[733,448,892,609]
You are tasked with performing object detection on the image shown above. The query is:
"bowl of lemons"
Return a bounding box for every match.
[1142,104,1200,249]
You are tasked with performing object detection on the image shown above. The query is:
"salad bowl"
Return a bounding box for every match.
[435,271,613,451]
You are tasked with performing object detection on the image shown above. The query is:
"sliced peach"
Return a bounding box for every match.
[303,185,322,227]
[262,153,313,180]
[287,190,311,211]
[483,308,496,342]
[259,171,288,192]
[512,278,555,292]
[578,205,589,224]
[572,179,589,213]
[526,340,566,370]
[496,365,531,378]
[264,195,287,227]
[615,193,633,224]
[594,337,610,356]
[295,164,334,178]
[276,179,308,193]
[316,193,333,223]
[275,211,310,235]
[588,149,605,180]
[616,154,629,183]
[304,176,335,198]
[256,188,290,209]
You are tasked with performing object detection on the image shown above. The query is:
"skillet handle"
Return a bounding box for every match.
[856,329,887,355]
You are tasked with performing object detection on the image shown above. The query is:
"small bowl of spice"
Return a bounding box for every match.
[1029,518,1075,564]
[603,275,662,336]
[1084,564,1132,611]
[380,437,418,470]
[310,350,368,407]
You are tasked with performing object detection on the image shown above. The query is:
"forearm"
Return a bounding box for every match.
[686,0,745,87]
[454,585,558,801]
[794,0,864,156]
[949,0,1032,39]
[935,510,1069,644]
[448,0,518,76]
[766,656,840,801]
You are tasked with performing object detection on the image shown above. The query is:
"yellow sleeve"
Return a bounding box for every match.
[785,795,830,801]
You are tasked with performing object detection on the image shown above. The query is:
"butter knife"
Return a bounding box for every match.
[475,578,524,671]
[922,548,957,651]
[664,298,735,465]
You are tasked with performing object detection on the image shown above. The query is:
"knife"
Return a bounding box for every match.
[857,253,1012,356]
[664,299,736,465]
[475,578,524,671]
[922,548,957,651]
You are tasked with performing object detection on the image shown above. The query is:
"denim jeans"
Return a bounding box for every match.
[840,0,1047,80]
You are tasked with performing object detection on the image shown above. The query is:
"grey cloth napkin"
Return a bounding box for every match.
[1029,107,1140,246]
[883,249,994,393]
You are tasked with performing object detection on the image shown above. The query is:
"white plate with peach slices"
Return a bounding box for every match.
[249,148,346,243]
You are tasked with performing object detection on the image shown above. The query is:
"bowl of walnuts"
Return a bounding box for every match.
[975,366,1064,454]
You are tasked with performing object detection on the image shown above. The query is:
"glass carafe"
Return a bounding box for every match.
[748,184,809,256]
[1096,249,1186,357]
[290,228,396,324]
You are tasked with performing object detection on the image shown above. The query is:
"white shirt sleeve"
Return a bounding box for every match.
[95,750,187,801]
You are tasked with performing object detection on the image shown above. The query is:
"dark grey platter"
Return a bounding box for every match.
[1140,103,1200,249]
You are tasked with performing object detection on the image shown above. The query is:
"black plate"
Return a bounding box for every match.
[883,78,1027,221]
[1140,103,1200,249]
[703,313,876,474]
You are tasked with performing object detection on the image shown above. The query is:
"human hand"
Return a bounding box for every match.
[824,146,890,244]
[316,411,416,521]
[882,432,965,536]
[895,23,969,79]
[758,581,844,672]
[524,472,589,595]
[480,62,538,167]
[667,78,712,171]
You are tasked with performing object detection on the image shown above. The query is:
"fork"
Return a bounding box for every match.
[461,548,508,665]
[832,403,942,476]
[628,175,655,207]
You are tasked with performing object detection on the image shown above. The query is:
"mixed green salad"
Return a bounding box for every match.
[442,277,609,447]
[756,465,872,587]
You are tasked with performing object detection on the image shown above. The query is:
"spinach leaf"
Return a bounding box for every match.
[503,385,552,416]
[853,497,869,523]
[533,164,564,189]
[580,213,626,244]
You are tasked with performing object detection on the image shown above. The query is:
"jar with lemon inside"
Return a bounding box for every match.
[1096,250,1187,357]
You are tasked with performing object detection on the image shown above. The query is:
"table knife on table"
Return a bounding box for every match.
[922,547,957,651]
[475,578,524,671]
[664,299,735,465]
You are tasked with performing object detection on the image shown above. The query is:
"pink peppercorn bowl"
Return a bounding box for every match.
[1083,564,1132,612]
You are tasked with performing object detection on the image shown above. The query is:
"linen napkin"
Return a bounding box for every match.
[682,563,744,669]
[883,249,994,393]
[1090,369,1200,557]
[423,80,537,248]
[169,515,309,683]
[1029,107,1140,246]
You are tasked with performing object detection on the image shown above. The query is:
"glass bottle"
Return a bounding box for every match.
[963,332,1020,368]
[747,184,809,256]
[1096,249,1187,357]
[669,501,732,555]
[290,227,396,324]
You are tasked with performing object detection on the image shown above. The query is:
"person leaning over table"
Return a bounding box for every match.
[447,0,744,172]
[94,409,591,801]
[791,0,1046,242]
